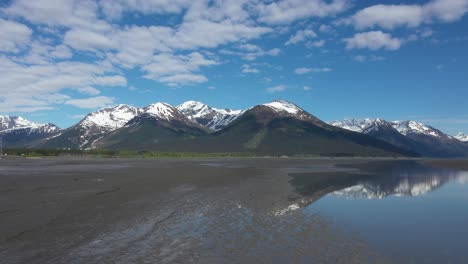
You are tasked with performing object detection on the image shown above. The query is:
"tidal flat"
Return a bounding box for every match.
[1,157,467,263]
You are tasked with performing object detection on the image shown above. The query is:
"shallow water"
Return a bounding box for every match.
[301,161,468,263]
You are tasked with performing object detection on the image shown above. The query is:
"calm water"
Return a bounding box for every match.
[299,161,468,263]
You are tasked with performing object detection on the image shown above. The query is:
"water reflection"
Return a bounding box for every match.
[288,161,468,207]
[333,164,468,199]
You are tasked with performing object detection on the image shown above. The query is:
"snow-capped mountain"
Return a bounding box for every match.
[80,104,142,132]
[143,102,192,123]
[329,118,374,133]
[0,115,59,133]
[41,104,142,149]
[361,118,395,134]
[0,115,61,148]
[258,99,327,128]
[331,118,450,139]
[330,118,468,157]
[390,120,449,139]
[176,101,243,131]
[262,100,311,121]
[455,133,468,142]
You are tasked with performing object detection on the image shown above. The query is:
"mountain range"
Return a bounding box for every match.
[1,100,467,157]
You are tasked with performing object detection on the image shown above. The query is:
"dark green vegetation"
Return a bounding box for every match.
[2,149,254,158]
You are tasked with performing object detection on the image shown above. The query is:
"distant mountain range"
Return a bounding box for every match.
[330,118,468,157]
[1,100,467,157]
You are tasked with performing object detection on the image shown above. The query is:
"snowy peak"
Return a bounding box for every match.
[362,118,395,134]
[391,121,447,139]
[79,104,142,131]
[176,101,243,131]
[1,115,39,131]
[455,133,468,142]
[331,118,449,139]
[0,115,60,134]
[262,100,302,115]
[329,118,374,133]
[144,102,180,121]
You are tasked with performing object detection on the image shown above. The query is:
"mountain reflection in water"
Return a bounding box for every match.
[289,161,468,204]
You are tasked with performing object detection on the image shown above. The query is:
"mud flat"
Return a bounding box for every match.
[0,157,406,263]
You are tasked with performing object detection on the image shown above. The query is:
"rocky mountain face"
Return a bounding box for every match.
[40,104,142,149]
[95,102,209,150]
[187,100,414,156]
[176,101,243,131]
[3,99,467,157]
[0,115,60,148]
[331,118,468,157]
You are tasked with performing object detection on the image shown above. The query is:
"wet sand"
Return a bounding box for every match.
[0,157,395,263]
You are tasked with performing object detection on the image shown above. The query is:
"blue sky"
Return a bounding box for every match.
[0,0,467,134]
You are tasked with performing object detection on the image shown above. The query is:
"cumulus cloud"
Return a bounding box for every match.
[285,29,317,45]
[3,0,111,32]
[344,31,402,50]
[347,0,468,30]
[142,52,217,86]
[99,0,191,20]
[64,28,116,52]
[295,67,332,74]
[220,47,281,61]
[241,64,260,74]
[0,18,32,53]
[65,96,115,109]
[266,85,288,93]
[257,0,350,24]
[0,55,126,112]
[353,55,386,62]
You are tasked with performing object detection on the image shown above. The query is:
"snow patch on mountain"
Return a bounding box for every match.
[455,133,468,142]
[144,102,178,121]
[177,101,243,131]
[329,118,374,133]
[331,118,449,139]
[391,121,447,138]
[262,100,302,115]
[0,115,60,134]
[80,104,142,131]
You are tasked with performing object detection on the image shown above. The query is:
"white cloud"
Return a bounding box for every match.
[266,85,288,93]
[76,86,101,95]
[65,96,114,109]
[3,0,111,32]
[347,0,468,30]
[257,0,350,24]
[239,43,261,52]
[350,5,424,30]
[285,29,317,45]
[0,55,126,112]
[169,20,271,50]
[295,67,332,74]
[220,47,280,61]
[0,18,32,53]
[99,0,191,20]
[344,31,402,50]
[142,52,217,86]
[306,40,325,48]
[64,28,115,52]
[303,86,312,91]
[241,64,260,74]
[94,75,128,87]
[353,55,386,62]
